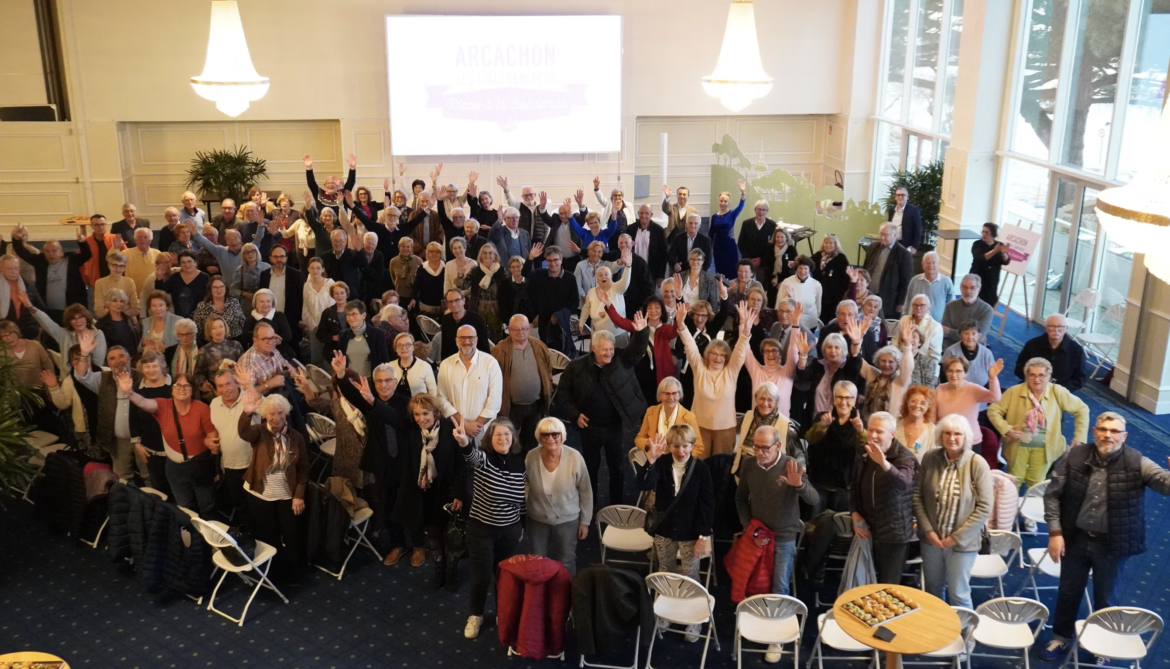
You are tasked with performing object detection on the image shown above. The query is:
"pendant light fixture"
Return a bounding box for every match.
[190,0,269,117]
[702,0,774,113]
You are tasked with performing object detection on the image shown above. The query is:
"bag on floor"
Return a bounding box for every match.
[223,526,257,567]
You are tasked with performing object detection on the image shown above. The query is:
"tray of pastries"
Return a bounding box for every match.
[840,588,920,627]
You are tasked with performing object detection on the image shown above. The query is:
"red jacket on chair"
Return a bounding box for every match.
[724,518,776,603]
[496,554,572,659]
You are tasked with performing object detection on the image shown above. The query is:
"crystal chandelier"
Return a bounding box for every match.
[702,0,774,113]
[190,0,269,117]
[1095,101,1170,280]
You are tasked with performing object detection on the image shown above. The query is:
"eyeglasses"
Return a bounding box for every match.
[258,336,280,343]
[456,335,476,341]
[539,432,563,440]
[173,384,192,390]
[833,395,856,401]
[1094,427,1124,436]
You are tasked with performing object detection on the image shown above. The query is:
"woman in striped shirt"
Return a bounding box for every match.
[460,418,526,640]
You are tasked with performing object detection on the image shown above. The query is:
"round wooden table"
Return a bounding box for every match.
[833,584,959,669]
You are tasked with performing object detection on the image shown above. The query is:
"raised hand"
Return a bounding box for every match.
[303,154,313,169]
[646,433,667,463]
[302,190,314,206]
[567,240,581,254]
[241,385,262,414]
[674,301,689,326]
[864,439,888,466]
[78,328,96,357]
[781,459,804,487]
[539,191,548,208]
[597,289,611,307]
[845,265,858,282]
[383,177,391,192]
[989,358,1005,378]
[574,189,584,207]
[737,179,746,192]
[663,184,672,198]
[794,330,813,359]
[496,175,508,189]
[592,176,600,191]
[631,310,648,332]
[76,227,86,243]
[115,371,133,395]
[330,349,347,378]
[562,196,572,211]
[851,412,866,435]
[844,315,864,343]
[792,300,803,325]
[620,247,632,267]
[352,376,374,404]
[468,170,479,185]
[347,153,357,170]
[718,277,729,301]
[343,190,354,207]
[398,163,406,178]
[235,367,253,391]
[451,416,469,445]
[39,369,58,388]
[819,411,833,427]
[527,241,544,260]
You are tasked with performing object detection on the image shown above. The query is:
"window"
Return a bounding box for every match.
[1058,0,1127,174]
[1012,0,1070,160]
[997,159,1050,317]
[1116,0,1170,183]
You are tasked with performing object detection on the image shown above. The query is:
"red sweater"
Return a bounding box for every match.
[605,304,678,384]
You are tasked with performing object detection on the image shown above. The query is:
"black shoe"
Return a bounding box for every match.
[445,555,460,591]
[431,550,446,589]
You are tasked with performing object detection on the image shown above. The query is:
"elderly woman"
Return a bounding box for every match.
[242,288,296,360]
[845,266,874,304]
[913,413,993,609]
[635,377,704,455]
[409,241,447,318]
[467,243,505,339]
[897,384,937,460]
[28,302,108,375]
[778,256,822,332]
[604,291,679,405]
[390,332,439,399]
[460,418,527,639]
[743,332,799,418]
[573,240,609,299]
[96,288,140,354]
[164,318,200,380]
[710,181,747,276]
[580,263,631,336]
[859,320,917,417]
[736,286,780,353]
[679,249,722,311]
[93,252,140,318]
[805,380,866,513]
[812,234,851,325]
[733,382,801,475]
[0,321,53,388]
[193,315,243,401]
[988,357,1089,497]
[767,228,799,301]
[191,275,246,345]
[793,329,864,434]
[231,242,270,302]
[893,294,944,381]
[936,354,1003,456]
[943,319,997,388]
[498,255,535,325]
[130,351,175,492]
[859,294,889,362]
[238,388,310,584]
[139,252,174,318]
[526,416,592,576]
[677,302,754,457]
[44,343,108,462]
[444,237,476,297]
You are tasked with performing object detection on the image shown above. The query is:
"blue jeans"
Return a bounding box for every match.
[772,539,797,595]
[1053,535,1128,641]
[920,542,977,609]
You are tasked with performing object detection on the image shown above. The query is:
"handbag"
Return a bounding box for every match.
[223,526,257,567]
[444,502,468,559]
[644,458,695,536]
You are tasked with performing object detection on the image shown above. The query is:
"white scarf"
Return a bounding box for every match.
[477,261,500,290]
[0,275,28,320]
[657,404,679,438]
[422,261,443,277]
[417,425,440,489]
[340,396,366,437]
[251,307,276,321]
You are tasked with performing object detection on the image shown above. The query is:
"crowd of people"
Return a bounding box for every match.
[3,160,1168,662]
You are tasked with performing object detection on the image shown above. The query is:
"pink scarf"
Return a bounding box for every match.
[1025,390,1047,433]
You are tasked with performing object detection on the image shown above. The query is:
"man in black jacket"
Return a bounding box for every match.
[629,204,668,282]
[320,229,368,300]
[887,188,923,254]
[851,411,918,585]
[864,223,914,319]
[737,200,777,283]
[259,245,304,347]
[111,203,151,245]
[439,289,490,360]
[1013,314,1087,392]
[8,226,89,322]
[557,321,649,508]
[525,245,580,347]
[604,235,654,321]
[543,196,587,274]
[668,213,713,274]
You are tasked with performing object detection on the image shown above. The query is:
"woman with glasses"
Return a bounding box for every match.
[193,315,243,402]
[93,252,140,318]
[390,332,438,399]
[191,275,246,346]
[805,380,866,513]
[525,417,591,576]
[733,382,802,476]
[231,242,270,303]
[27,301,108,375]
[892,294,943,385]
[935,354,1003,458]
[466,243,505,340]
[635,377,704,456]
[859,321,917,417]
[242,288,296,361]
[164,318,200,380]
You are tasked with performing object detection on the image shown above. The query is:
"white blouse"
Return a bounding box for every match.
[302,279,336,329]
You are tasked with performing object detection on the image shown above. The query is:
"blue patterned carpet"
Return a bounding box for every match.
[1,314,1167,669]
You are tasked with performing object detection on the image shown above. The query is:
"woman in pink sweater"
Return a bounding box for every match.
[676,301,754,457]
[934,354,1004,449]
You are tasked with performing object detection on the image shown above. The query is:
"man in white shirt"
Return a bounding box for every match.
[208,368,254,524]
[259,244,305,346]
[438,324,502,444]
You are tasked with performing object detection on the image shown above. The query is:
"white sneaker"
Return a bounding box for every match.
[657,617,669,631]
[685,624,701,643]
[464,615,483,639]
[765,644,782,663]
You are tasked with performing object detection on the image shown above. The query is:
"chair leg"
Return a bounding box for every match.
[206,569,231,615]
[644,616,658,669]
[699,619,714,669]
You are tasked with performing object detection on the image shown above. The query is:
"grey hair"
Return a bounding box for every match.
[363,232,378,246]
[656,376,684,400]
[833,380,858,397]
[863,294,883,311]
[836,299,858,315]
[174,318,197,334]
[259,393,292,417]
[107,251,128,265]
[754,199,770,212]
[869,410,897,432]
[754,381,781,402]
[385,304,406,320]
[1096,411,1126,430]
[923,251,940,264]
[134,227,153,239]
[1023,357,1054,377]
[874,345,903,368]
[754,424,782,445]
[536,416,567,440]
[372,362,398,381]
[880,222,898,236]
[502,206,520,220]
[962,273,983,288]
[104,288,129,304]
[685,212,701,224]
[688,248,706,263]
[595,266,612,281]
[822,332,848,352]
[252,288,276,309]
[591,329,616,348]
[911,293,931,308]
[935,413,974,450]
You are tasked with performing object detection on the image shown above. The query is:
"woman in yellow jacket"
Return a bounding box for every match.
[635,377,705,456]
[988,357,1089,492]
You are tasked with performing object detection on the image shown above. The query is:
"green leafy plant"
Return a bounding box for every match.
[185,145,267,204]
[883,160,944,247]
[0,344,44,496]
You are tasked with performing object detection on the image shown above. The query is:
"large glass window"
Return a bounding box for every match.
[1058,0,1127,174]
[998,159,1050,316]
[1116,0,1170,183]
[882,0,913,119]
[939,0,965,135]
[1012,0,1070,160]
[909,0,945,128]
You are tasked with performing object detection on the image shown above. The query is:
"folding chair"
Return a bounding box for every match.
[305,413,336,480]
[971,530,1020,600]
[417,314,441,343]
[192,516,288,626]
[1016,480,1049,537]
[815,512,855,607]
[1069,607,1162,669]
[304,364,334,395]
[904,607,979,669]
[645,572,720,669]
[1021,547,1091,627]
[548,348,571,401]
[971,597,1048,669]
[596,505,655,570]
[806,610,879,669]
[315,506,380,580]
[735,594,807,669]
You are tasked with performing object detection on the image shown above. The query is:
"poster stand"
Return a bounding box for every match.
[991,219,1040,338]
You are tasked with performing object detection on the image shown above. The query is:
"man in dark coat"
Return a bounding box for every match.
[851,411,918,585]
[737,200,777,283]
[525,245,580,348]
[604,235,654,321]
[864,223,914,319]
[887,187,923,254]
[557,322,649,509]
[1013,313,1087,392]
[668,212,713,274]
[8,229,88,323]
[258,245,304,346]
[110,203,151,246]
[320,229,368,300]
[628,205,668,282]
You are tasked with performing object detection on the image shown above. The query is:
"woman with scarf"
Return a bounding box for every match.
[811,234,851,325]
[409,242,447,320]
[238,386,310,585]
[139,291,181,354]
[635,377,705,456]
[44,340,109,463]
[130,350,174,494]
[897,385,936,460]
[96,288,140,354]
[164,318,200,381]
[793,330,864,433]
[709,180,747,276]
[392,393,465,578]
[459,419,526,639]
[193,315,243,402]
[28,301,108,374]
[230,242,270,302]
[732,381,801,476]
[192,275,246,346]
[242,289,296,360]
[444,237,476,298]
[767,228,799,304]
[294,353,371,490]
[859,320,917,418]
[466,243,505,339]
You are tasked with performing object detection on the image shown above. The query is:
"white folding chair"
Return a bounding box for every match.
[1070,606,1162,669]
[806,610,879,669]
[315,506,380,580]
[305,413,336,480]
[905,607,980,669]
[1015,480,1049,565]
[815,512,855,607]
[1076,303,1123,379]
[1061,288,1099,334]
[192,516,288,626]
[548,348,571,400]
[304,364,334,395]
[1023,547,1092,627]
[417,315,441,343]
[970,530,1020,600]
[734,594,806,669]
[315,439,337,484]
[596,505,655,569]
[971,597,1048,669]
[645,572,720,669]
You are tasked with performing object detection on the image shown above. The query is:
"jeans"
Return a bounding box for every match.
[165,455,217,518]
[527,518,580,576]
[772,539,797,596]
[580,424,625,508]
[508,402,544,453]
[466,519,523,616]
[653,535,700,581]
[246,493,307,582]
[1052,535,1128,641]
[920,543,977,609]
[872,540,909,586]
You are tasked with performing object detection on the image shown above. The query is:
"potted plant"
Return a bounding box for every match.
[0,345,45,499]
[185,145,268,205]
[883,160,944,249]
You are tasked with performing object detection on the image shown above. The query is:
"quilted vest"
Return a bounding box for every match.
[1059,443,1146,557]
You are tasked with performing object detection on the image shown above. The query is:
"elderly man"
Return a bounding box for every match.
[669,212,713,274]
[851,411,918,585]
[8,224,87,322]
[321,229,367,300]
[234,201,271,247]
[236,322,291,396]
[0,254,47,339]
[72,338,141,481]
[864,223,914,319]
[125,227,161,293]
[374,304,410,346]
[193,224,260,292]
[1014,314,1087,391]
[735,425,818,608]
[437,324,502,443]
[1038,412,1170,661]
[178,191,207,234]
[629,204,668,282]
[457,215,488,261]
[557,319,650,507]
[545,195,588,271]
[604,234,654,323]
[490,206,532,264]
[209,199,238,239]
[158,206,185,254]
[888,187,923,254]
[389,238,422,301]
[259,245,305,342]
[816,299,861,358]
[903,251,953,322]
[662,184,698,240]
[498,175,548,242]
[439,288,491,360]
[208,367,253,524]
[525,244,581,349]
[738,200,777,283]
[111,203,151,245]
[892,294,944,377]
[491,315,553,453]
[941,274,994,349]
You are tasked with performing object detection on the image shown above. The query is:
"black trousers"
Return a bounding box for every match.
[1052,535,1129,640]
[872,540,909,585]
[246,494,307,582]
[219,467,250,528]
[144,452,172,499]
[509,401,544,452]
[580,423,625,508]
[466,519,522,616]
[360,470,405,554]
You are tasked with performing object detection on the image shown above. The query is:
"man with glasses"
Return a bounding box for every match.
[439,288,490,360]
[237,322,291,396]
[524,245,579,349]
[489,206,532,264]
[1014,313,1087,391]
[8,223,88,323]
[940,274,993,349]
[491,315,553,452]
[498,175,548,243]
[208,367,253,526]
[437,325,502,444]
[1038,412,1170,661]
[887,187,922,255]
[75,339,140,481]
[259,245,305,348]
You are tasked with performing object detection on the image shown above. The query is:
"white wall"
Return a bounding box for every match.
[0,0,47,106]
